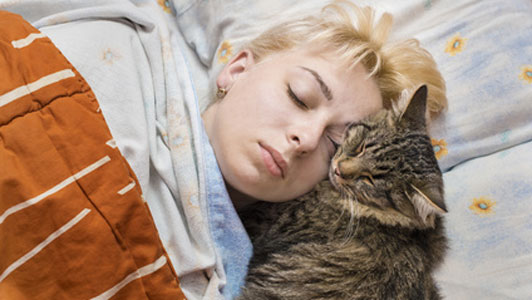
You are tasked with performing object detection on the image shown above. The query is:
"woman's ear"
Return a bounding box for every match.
[216,49,255,89]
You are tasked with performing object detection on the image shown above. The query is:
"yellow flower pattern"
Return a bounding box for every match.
[431,138,448,159]
[157,0,172,14]
[101,48,121,65]
[445,33,467,56]
[469,197,496,216]
[519,65,532,83]
[217,41,233,64]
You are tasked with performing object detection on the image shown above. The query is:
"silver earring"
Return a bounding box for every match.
[216,87,227,99]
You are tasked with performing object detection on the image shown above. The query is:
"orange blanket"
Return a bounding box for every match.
[0,11,186,300]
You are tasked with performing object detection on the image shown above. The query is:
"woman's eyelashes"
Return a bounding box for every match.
[327,136,340,157]
[328,136,340,151]
[287,84,308,110]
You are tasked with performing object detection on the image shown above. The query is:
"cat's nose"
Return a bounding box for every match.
[334,167,342,178]
[336,160,366,180]
[334,165,353,180]
[336,161,354,179]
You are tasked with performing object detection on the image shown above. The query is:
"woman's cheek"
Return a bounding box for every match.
[305,159,329,191]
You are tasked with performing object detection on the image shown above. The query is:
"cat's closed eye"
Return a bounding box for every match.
[359,172,374,186]
[348,140,366,157]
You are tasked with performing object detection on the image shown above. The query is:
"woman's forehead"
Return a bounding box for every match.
[253,47,383,120]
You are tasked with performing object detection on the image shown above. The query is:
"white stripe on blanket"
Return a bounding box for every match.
[0,69,75,108]
[11,32,47,48]
[0,156,110,225]
[0,208,91,282]
[90,255,167,300]
[117,181,136,195]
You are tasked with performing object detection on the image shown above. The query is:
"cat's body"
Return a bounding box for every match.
[238,86,448,300]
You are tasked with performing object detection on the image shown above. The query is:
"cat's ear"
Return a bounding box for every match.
[399,85,428,129]
[409,183,447,222]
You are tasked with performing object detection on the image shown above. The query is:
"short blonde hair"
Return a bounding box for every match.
[243,1,447,118]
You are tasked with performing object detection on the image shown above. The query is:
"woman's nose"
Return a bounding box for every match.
[289,125,323,156]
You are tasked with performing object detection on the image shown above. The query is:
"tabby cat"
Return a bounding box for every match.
[238,85,448,300]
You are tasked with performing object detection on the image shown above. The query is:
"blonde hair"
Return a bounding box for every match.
[244,1,447,118]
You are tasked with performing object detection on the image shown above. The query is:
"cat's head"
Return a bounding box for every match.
[329,85,446,228]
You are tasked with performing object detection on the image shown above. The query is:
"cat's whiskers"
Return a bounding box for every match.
[338,193,362,244]
[350,196,363,241]
[338,197,353,244]
[328,195,349,238]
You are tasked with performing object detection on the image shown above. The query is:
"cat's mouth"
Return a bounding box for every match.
[330,165,379,209]
[329,163,354,195]
[330,161,375,187]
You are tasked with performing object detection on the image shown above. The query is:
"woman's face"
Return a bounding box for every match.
[202,47,382,206]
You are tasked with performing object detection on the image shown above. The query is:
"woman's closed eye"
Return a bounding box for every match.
[287,84,308,110]
[286,82,341,157]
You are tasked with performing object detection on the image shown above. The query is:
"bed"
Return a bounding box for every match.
[1,0,531,299]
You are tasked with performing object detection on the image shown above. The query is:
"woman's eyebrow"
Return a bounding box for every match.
[298,66,333,101]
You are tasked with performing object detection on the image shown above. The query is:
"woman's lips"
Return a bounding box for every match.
[259,143,287,178]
